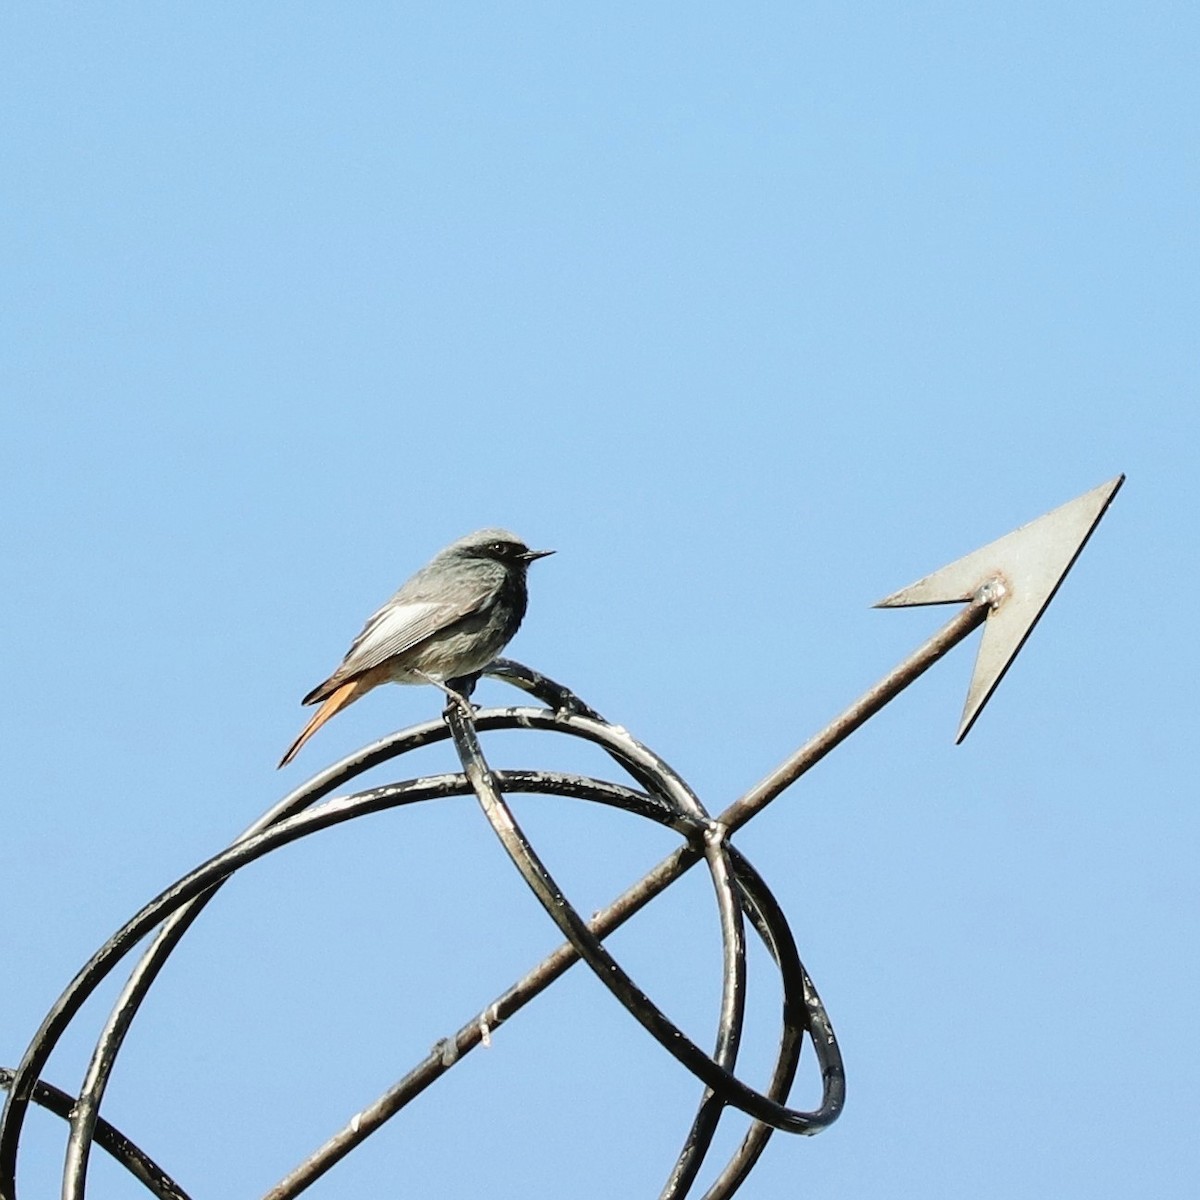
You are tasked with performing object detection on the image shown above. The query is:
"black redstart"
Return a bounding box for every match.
[279,528,553,767]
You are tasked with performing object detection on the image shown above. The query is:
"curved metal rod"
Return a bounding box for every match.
[483,659,606,720]
[2,666,844,1200]
[7,765,823,1200]
[664,852,818,1198]
[1,764,679,1200]
[436,711,836,1131]
[50,723,471,1200]
[0,1069,191,1200]
[262,801,841,1200]
[698,849,843,1200]
[445,706,749,1200]
[56,665,624,1200]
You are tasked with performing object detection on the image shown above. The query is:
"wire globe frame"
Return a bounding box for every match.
[0,660,845,1200]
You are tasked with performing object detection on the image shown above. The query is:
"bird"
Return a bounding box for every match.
[278,528,553,767]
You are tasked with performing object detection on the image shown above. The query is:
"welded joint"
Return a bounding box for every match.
[976,574,1008,610]
[704,820,729,850]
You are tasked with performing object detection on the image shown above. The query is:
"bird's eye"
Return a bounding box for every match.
[488,541,506,556]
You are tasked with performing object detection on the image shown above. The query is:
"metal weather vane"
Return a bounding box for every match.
[0,476,1124,1200]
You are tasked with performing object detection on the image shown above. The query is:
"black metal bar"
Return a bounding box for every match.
[56,664,620,1200]
[445,705,750,1200]
[262,792,841,1200]
[698,850,843,1200]
[0,1070,191,1200]
[3,661,853,1200]
[438,709,833,1130]
[0,762,682,1200]
[484,658,606,721]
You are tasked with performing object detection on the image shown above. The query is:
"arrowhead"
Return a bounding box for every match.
[876,475,1125,742]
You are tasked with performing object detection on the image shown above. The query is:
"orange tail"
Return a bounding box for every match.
[277,679,363,768]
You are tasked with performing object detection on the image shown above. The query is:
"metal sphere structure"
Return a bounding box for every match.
[0,662,844,1200]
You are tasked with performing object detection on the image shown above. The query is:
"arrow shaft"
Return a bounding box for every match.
[724,594,991,832]
[264,593,993,1200]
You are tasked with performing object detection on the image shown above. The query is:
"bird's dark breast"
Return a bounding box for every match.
[463,570,527,647]
[408,568,529,679]
[495,569,529,634]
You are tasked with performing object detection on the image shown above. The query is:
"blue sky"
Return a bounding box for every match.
[2,3,1196,1198]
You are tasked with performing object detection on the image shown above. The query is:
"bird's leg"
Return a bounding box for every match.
[417,670,477,718]
[446,672,480,702]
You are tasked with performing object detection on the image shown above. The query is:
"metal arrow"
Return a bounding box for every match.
[877,473,1125,742]
[258,475,1126,1197]
[724,473,1124,826]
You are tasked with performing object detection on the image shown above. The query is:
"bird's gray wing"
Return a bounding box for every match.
[304,587,492,703]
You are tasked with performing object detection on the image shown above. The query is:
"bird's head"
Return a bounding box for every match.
[450,528,555,569]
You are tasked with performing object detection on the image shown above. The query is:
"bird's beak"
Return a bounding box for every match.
[522,548,555,562]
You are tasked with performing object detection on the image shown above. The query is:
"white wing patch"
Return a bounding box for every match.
[304,575,500,704]
[345,600,449,671]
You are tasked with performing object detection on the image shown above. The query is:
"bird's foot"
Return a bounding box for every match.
[417,670,477,719]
